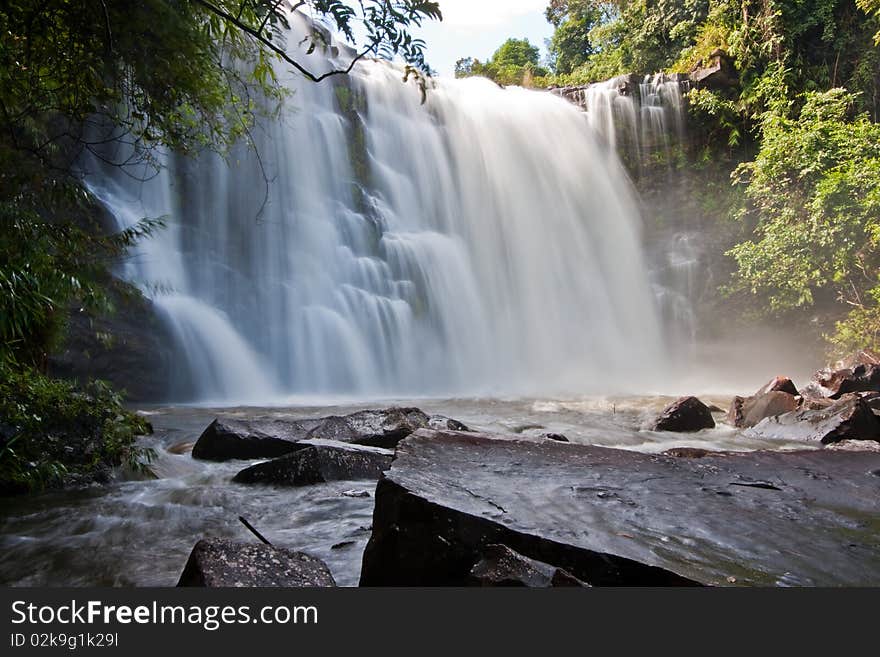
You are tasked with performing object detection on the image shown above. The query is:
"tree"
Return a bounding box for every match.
[455,38,548,86]
[544,1,603,74]
[727,89,880,351]
[492,38,541,69]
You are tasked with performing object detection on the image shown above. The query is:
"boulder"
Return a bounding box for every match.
[468,544,588,587]
[727,377,801,429]
[738,391,800,428]
[177,538,336,587]
[745,393,880,444]
[191,418,314,461]
[232,441,393,487]
[428,415,471,432]
[360,430,880,586]
[689,49,739,90]
[306,407,456,448]
[650,397,715,432]
[809,352,880,399]
[192,407,469,461]
[726,395,746,427]
[755,376,799,397]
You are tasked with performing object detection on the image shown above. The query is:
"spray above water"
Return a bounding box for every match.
[85,18,672,403]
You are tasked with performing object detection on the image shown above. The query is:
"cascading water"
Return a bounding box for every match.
[557,74,705,354]
[85,14,668,403]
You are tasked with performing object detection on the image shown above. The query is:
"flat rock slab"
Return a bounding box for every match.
[233,441,393,487]
[360,430,880,586]
[178,538,336,587]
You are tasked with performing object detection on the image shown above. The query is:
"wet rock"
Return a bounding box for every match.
[745,393,880,444]
[809,351,880,399]
[727,377,801,428]
[341,489,371,498]
[428,415,471,432]
[726,396,746,427]
[49,279,175,402]
[544,433,570,443]
[360,429,880,586]
[650,397,715,432]
[192,407,468,460]
[177,538,336,587]
[741,391,800,428]
[192,418,314,461]
[689,48,739,90]
[663,447,715,458]
[755,376,799,397]
[306,407,435,448]
[468,544,588,587]
[232,441,393,487]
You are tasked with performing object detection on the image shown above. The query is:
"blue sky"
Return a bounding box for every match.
[414,1,553,77]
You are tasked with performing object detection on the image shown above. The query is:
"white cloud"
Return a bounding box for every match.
[437,0,548,28]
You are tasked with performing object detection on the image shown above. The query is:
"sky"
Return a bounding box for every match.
[413,0,553,77]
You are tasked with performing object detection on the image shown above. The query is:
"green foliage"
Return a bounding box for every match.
[727,89,880,348]
[860,0,880,43]
[455,38,548,86]
[0,190,164,367]
[0,360,154,494]
[545,1,602,74]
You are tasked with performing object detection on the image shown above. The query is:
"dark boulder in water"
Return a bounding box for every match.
[232,441,393,487]
[177,538,336,587]
[650,396,715,432]
[468,544,588,587]
[360,429,880,586]
[192,418,315,461]
[192,407,469,461]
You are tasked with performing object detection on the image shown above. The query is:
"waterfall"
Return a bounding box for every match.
[84,18,669,403]
[564,73,689,171]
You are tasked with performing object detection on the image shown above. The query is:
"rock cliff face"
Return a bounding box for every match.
[49,278,175,402]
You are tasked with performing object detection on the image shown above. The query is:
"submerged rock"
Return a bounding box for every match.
[745,393,880,444]
[650,396,715,432]
[360,429,880,586]
[192,407,468,461]
[177,538,336,587]
[468,544,588,587]
[233,441,393,487]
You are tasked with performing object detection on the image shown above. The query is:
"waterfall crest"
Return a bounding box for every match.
[86,25,669,402]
